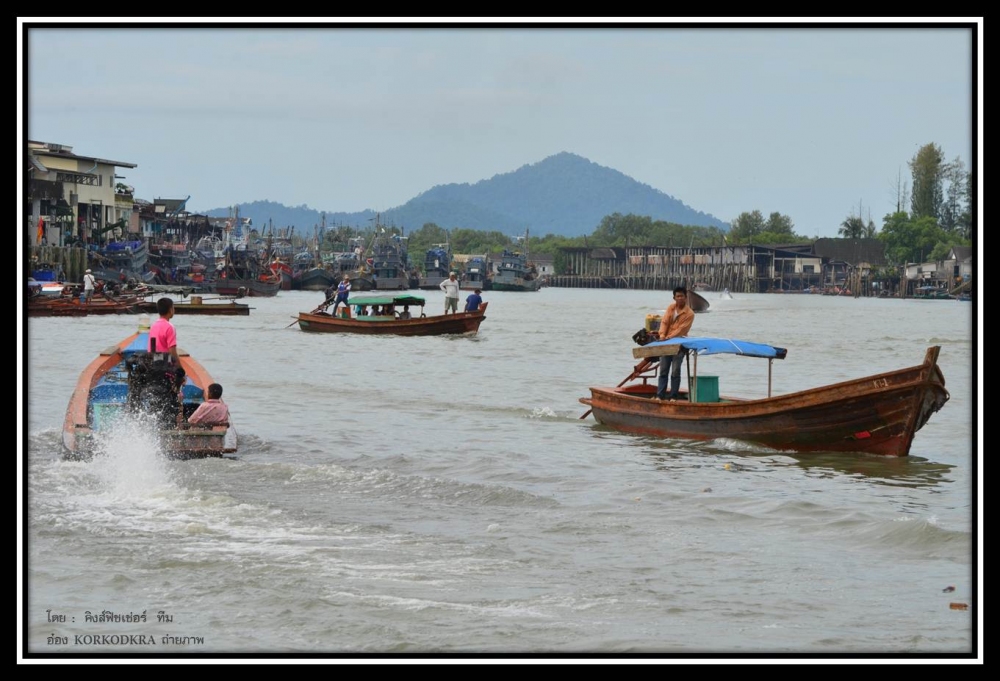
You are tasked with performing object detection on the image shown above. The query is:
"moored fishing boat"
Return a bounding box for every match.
[417,244,452,290]
[491,230,541,292]
[62,317,237,459]
[370,231,412,290]
[460,255,492,292]
[580,337,949,457]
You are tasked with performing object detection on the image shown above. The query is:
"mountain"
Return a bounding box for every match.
[204,152,728,237]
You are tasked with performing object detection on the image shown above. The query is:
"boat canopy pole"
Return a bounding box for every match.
[768,358,773,398]
[691,351,698,401]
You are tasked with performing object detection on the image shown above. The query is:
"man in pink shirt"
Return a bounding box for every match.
[188,383,230,426]
[148,297,179,363]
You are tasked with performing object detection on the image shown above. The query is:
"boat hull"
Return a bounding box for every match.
[212,278,280,297]
[297,267,336,291]
[580,347,948,457]
[171,301,250,315]
[63,332,237,459]
[297,304,487,336]
[417,275,448,290]
[491,278,541,292]
[687,289,710,312]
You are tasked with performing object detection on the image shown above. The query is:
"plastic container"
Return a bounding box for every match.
[645,314,662,332]
[693,375,720,403]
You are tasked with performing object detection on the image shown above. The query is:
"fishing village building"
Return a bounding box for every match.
[549,240,888,295]
[27,140,138,249]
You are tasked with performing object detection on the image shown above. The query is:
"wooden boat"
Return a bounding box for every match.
[913,286,954,300]
[28,294,139,316]
[172,296,251,315]
[62,318,237,459]
[27,298,90,317]
[134,295,251,316]
[579,337,949,457]
[212,246,281,297]
[687,289,710,313]
[296,293,487,336]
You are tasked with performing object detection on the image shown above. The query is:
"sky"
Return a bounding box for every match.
[20,19,980,239]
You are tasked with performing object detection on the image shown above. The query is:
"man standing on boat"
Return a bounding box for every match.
[148,297,180,365]
[655,286,694,401]
[82,268,97,304]
[331,276,351,317]
[440,271,460,314]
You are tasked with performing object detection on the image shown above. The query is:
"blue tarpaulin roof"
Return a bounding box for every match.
[644,337,787,359]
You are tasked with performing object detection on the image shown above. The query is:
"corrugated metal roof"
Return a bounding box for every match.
[29,155,48,172]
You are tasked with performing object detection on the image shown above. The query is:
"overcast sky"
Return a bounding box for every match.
[20,19,981,238]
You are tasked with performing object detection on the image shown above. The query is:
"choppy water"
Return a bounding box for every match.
[21,288,980,660]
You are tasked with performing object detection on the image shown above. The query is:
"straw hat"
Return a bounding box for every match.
[85,269,92,273]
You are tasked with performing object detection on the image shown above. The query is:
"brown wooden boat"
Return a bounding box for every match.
[687,289,710,313]
[579,337,949,457]
[63,319,237,459]
[295,293,487,336]
[28,295,138,316]
[173,300,251,315]
[27,298,90,317]
[133,295,251,316]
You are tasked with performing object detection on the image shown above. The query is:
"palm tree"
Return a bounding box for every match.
[839,216,865,239]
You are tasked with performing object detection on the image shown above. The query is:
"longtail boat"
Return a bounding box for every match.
[62,318,237,459]
[579,337,948,457]
[295,293,487,336]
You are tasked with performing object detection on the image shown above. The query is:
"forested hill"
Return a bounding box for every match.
[205,152,728,237]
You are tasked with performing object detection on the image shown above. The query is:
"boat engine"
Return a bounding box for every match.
[125,352,186,427]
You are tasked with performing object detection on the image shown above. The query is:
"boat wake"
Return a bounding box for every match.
[87,411,174,493]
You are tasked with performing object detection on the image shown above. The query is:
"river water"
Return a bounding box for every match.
[20,288,980,661]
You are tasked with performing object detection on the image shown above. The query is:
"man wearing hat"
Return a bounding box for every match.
[82,268,97,305]
[439,271,461,314]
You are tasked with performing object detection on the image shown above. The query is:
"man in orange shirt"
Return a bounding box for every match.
[655,286,695,400]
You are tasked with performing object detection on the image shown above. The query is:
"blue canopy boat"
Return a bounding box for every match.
[580,336,948,457]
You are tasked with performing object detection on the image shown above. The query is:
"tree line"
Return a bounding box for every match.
[317,141,971,271]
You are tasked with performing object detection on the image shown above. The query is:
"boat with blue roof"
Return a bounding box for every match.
[580,335,949,457]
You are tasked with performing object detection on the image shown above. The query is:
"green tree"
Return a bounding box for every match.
[591,213,654,246]
[764,212,796,238]
[909,143,946,220]
[727,210,766,243]
[878,212,950,265]
[838,215,866,239]
[405,223,451,265]
[939,157,971,239]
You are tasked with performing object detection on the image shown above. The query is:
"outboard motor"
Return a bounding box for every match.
[125,339,185,427]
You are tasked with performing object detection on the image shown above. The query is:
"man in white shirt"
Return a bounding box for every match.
[439,272,460,314]
[83,269,97,304]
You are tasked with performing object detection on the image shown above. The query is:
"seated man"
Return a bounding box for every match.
[187,383,230,426]
[397,305,412,320]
